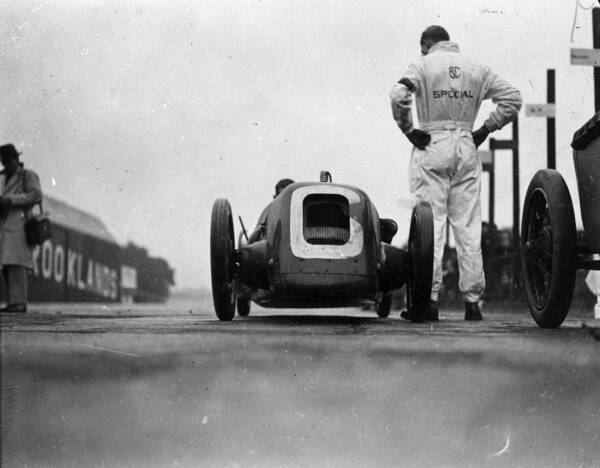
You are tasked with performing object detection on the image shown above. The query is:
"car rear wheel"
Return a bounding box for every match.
[521,170,576,328]
[210,199,236,321]
[406,201,434,320]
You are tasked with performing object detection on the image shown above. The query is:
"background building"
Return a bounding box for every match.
[24,196,175,303]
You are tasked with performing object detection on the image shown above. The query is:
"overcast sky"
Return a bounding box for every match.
[1,0,597,289]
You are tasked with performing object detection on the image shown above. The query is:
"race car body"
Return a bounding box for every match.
[210,172,433,320]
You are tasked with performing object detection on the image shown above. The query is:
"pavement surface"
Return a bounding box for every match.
[1,298,599,468]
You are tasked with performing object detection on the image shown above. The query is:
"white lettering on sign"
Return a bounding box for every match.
[525,103,556,117]
[41,240,53,279]
[31,239,119,299]
[54,245,65,283]
[86,260,95,290]
[67,250,77,286]
[570,48,600,66]
[77,253,86,290]
[121,265,138,289]
[32,245,40,276]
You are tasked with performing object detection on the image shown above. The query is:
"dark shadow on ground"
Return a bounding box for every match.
[235,314,382,326]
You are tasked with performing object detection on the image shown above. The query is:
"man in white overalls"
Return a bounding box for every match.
[390,26,522,321]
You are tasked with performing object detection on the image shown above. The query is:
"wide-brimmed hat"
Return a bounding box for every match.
[0,144,21,159]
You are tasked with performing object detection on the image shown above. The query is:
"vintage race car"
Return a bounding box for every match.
[521,112,600,327]
[210,171,433,321]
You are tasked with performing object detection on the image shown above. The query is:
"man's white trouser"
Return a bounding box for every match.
[409,121,485,303]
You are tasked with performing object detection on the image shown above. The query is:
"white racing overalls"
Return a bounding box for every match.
[390,41,522,303]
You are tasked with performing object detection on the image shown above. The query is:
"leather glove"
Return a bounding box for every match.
[406,129,431,150]
[472,125,490,148]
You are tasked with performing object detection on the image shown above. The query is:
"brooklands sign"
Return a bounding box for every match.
[28,223,121,302]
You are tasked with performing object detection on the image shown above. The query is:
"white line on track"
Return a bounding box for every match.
[79,344,140,357]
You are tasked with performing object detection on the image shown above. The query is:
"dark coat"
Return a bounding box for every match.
[0,165,42,268]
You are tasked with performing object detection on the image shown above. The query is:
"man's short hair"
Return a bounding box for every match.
[420,25,450,45]
[274,178,294,197]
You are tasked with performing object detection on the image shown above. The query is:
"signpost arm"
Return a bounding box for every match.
[547,69,556,169]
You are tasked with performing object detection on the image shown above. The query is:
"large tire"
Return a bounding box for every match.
[210,199,236,321]
[237,297,251,317]
[521,170,576,328]
[406,201,434,320]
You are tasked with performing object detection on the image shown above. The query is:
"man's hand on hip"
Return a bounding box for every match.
[406,129,431,150]
[472,125,490,148]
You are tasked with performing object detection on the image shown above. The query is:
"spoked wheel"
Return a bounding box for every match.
[237,297,251,317]
[405,201,434,321]
[521,170,576,328]
[210,199,236,321]
[377,293,392,318]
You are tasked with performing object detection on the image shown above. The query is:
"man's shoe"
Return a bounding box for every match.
[401,299,439,322]
[0,304,27,313]
[425,301,439,321]
[464,302,482,321]
[400,309,425,323]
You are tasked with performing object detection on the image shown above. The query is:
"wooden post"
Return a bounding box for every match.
[489,154,495,227]
[488,117,521,295]
[512,117,521,293]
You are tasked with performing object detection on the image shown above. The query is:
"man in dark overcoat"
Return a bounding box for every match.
[0,144,42,313]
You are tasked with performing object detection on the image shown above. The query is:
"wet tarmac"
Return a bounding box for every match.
[1,299,599,468]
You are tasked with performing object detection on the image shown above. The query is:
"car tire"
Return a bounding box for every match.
[406,201,434,320]
[237,297,251,317]
[521,170,576,328]
[210,198,236,321]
